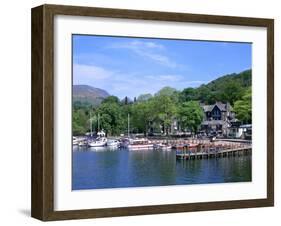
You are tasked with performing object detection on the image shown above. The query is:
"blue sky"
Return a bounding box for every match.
[73,35,251,99]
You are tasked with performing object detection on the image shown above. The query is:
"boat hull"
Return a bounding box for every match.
[88,143,106,147]
[127,144,154,150]
[154,144,172,151]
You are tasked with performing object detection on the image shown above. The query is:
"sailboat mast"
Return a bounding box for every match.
[90,112,93,137]
[128,113,130,138]
[98,113,100,131]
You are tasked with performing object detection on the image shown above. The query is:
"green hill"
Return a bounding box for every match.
[180,69,251,105]
[206,69,251,91]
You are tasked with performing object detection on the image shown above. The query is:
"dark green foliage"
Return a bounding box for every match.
[73,109,89,135]
[102,95,120,104]
[180,69,251,105]
[152,93,177,135]
[233,88,252,124]
[97,102,125,136]
[72,69,252,136]
[137,93,153,102]
[131,100,154,135]
[179,87,197,102]
[178,101,204,133]
[73,101,92,110]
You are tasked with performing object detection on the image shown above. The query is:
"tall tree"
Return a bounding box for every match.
[137,93,153,102]
[73,109,88,135]
[179,87,198,102]
[233,88,252,124]
[102,95,120,104]
[178,101,203,133]
[131,100,154,135]
[152,94,177,135]
[219,80,244,105]
[97,102,125,136]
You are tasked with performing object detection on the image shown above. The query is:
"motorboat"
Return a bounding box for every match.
[78,140,88,147]
[127,138,154,151]
[73,136,79,146]
[88,137,107,147]
[107,139,120,147]
[154,143,172,151]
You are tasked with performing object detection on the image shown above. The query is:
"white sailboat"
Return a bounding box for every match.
[88,114,107,147]
[88,137,107,147]
[125,114,153,150]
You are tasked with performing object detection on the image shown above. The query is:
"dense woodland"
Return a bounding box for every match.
[73,69,252,136]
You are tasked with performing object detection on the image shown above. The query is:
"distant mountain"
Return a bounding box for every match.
[73,85,110,106]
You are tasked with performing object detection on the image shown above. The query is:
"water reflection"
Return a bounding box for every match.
[72,147,251,190]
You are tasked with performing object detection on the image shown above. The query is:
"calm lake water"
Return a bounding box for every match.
[72,146,252,190]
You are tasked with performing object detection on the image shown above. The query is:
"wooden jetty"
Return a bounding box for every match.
[176,144,252,160]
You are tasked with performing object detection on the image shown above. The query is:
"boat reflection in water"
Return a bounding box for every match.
[72,144,252,190]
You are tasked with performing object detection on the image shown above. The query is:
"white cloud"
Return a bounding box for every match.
[130,40,164,50]
[108,40,181,68]
[146,74,184,82]
[73,64,112,82]
[73,63,206,99]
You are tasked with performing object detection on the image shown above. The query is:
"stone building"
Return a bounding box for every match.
[200,102,235,136]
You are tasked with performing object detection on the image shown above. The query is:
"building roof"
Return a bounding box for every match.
[202,105,214,112]
[201,102,232,112]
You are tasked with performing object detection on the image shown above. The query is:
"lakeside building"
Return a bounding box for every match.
[200,102,234,137]
[227,123,252,140]
[200,102,251,139]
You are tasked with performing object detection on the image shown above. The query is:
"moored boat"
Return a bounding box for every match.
[154,143,172,151]
[127,138,154,151]
[107,139,120,147]
[78,139,88,147]
[88,137,107,147]
[73,137,78,145]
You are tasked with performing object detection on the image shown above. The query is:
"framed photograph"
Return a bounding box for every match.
[31,4,274,221]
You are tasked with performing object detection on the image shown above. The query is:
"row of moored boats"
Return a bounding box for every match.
[73,136,172,151]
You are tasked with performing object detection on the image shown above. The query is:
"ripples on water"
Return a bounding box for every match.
[72,146,252,190]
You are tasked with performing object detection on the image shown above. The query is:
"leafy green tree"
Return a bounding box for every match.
[72,69,252,136]
[179,87,198,102]
[155,86,179,103]
[97,102,125,136]
[233,88,252,124]
[152,94,177,135]
[178,101,203,133]
[137,93,153,102]
[219,81,244,105]
[131,100,154,135]
[156,86,177,96]
[102,95,120,104]
[183,69,252,105]
[196,85,211,103]
[73,109,88,135]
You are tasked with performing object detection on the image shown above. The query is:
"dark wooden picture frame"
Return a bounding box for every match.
[31,4,274,221]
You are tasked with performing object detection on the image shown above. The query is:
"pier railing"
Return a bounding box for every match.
[175,142,252,160]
